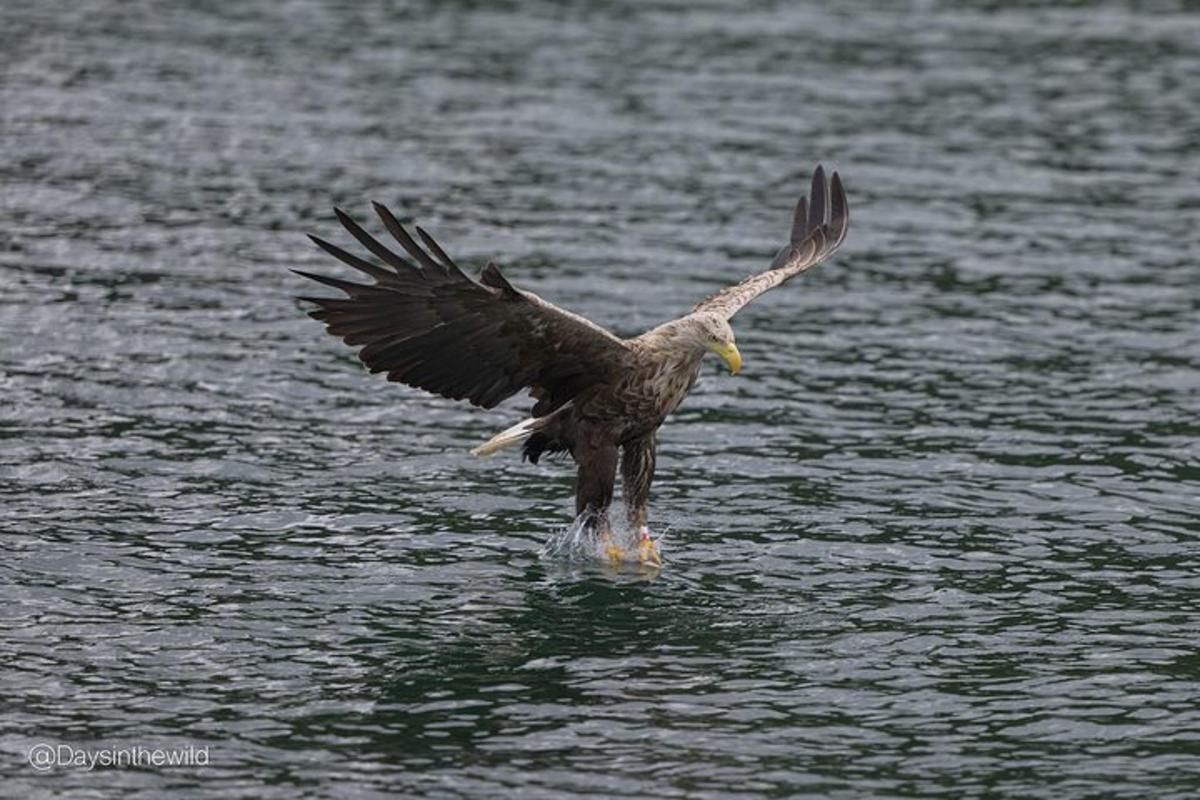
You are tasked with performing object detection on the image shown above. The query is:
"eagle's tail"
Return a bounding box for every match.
[471,417,541,457]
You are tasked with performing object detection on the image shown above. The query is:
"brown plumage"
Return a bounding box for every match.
[296,165,849,554]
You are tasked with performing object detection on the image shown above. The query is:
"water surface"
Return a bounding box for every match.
[3,1,1199,797]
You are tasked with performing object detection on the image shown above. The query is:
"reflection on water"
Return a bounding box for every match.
[3,0,1199,797]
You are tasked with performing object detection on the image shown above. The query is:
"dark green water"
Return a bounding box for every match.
[3,1,1198,797]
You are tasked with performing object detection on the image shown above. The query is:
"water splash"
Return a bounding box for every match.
[540,511,664,567]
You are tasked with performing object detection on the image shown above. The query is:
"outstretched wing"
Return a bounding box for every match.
[295,203,633,414]
[693,165,849,319]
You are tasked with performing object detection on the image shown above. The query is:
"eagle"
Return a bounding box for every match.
[295,165,849,566]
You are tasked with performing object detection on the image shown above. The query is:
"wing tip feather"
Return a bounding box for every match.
[694,161,850,317]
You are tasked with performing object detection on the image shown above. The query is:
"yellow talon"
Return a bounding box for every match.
[636,529,662,568]
[599,532,625,565]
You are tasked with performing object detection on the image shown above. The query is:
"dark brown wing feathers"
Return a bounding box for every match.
[296,204,631,412]
[694,165,849,318]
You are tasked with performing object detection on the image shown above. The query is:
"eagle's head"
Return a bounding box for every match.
[683,312,741,374]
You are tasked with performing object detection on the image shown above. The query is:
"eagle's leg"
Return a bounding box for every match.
[575,439,622,563]
[621,433,661,567]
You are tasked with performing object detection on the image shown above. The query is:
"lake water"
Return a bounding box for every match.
[3,1,1198,797]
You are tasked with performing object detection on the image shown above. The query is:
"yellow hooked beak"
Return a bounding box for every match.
[709,341,742,374]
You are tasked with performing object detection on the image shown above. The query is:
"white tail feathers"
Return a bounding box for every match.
[471,417,540,457]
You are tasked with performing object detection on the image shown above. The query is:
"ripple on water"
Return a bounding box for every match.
[3,1,1200,798]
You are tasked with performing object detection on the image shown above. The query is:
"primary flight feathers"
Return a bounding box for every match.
[693,165,848,317]
[295,206,632,413]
